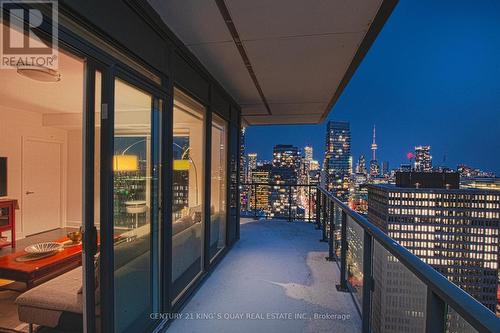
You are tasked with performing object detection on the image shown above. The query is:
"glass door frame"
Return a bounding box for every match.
[12,27,110,333]
[17,4,171,332]
[99,65,169,333]
[65,36,170,333]
[209,113,230,263]
[19,16,114,331]
[82,58,105,333]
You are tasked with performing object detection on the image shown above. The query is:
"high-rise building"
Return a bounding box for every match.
[304,146,313,161]
[414,145,432,172]
[239,127,250,210]
[240,127,246,182]
[272,144,301,181]
[356,154,367,174]
[300,146,314,185]
[323,121,351,201]
[247,152,257,182]
[310,160,320,171]
[369,125,380,177]
[458,164,496,178]
[250,164,271,211]
[270,145,301,218]
[461,177,500,191]
[382,161,389,175]
[368,172,500,332]
[269,167,298,217]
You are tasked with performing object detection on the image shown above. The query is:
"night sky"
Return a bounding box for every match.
[245,0,500,175]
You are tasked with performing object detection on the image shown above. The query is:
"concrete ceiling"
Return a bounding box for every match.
[148,0,397,125]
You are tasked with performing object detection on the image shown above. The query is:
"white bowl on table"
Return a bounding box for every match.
[24,242,64,254]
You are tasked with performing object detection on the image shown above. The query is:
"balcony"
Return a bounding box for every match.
[165,185,500,333]
[167,218,361,333]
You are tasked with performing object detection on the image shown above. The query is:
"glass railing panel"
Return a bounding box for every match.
[316,186,500,333]
[333,204,342,257]
[266,184,282,219]
[290,185,300,220]
[346,215,364,309]
[309,187,317,221]
[446,307,478,333]
[371,240,427,333]
[239,184,253,218]
[240,183,319,221]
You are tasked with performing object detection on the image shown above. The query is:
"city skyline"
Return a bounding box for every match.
[245,132,496,175]
[245,0,500,175]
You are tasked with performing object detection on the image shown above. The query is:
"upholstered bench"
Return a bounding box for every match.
[15,267,83,332]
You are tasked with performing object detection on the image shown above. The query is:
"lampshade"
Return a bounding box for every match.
[113,155,139,172]
[173,160,190,171]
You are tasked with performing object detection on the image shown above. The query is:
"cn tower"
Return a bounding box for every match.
[371,125,378,161]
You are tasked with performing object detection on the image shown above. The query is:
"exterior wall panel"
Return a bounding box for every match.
[212,88,231,120]
[172,51,210,104]
[62,0,168,74]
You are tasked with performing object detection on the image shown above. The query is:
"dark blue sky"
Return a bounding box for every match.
[245,0,500,175]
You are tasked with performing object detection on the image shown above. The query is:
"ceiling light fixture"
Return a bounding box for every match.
[17,65,61,82]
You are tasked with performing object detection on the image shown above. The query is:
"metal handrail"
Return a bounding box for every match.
[317,186,500,333]
[241,182,316,186]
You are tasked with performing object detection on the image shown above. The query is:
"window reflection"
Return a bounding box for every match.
[113,78,160,332]
[172,89,205,300]
[210,114,227,260]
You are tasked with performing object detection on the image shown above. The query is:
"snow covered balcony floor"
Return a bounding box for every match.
[165,218,361,333]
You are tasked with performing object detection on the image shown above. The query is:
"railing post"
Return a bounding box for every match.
[288,185,292,222]
[362,231,373,333]
[308,186,311,222]
[326,200,335,261]
[425,289,447,333]
[253,184,257,220]
[336,210,348,291]
[320,195,328,242]
[315,190,321,230]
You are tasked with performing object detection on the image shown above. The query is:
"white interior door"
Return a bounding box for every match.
[23,138,62,236]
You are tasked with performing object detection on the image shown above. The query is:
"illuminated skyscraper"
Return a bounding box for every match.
[310,160,320,171]
[414,145,432,172]
[271,145,301,217]
[272,144,300,181]
[356,154,367,174]
[251,164,271,211]
[247,152,257,181]
[239,127,250,210]
[368,172,500,332]
[301,146,314,185]
[240,127,246,183]
[323,121,351,201]
[304,146,313,161]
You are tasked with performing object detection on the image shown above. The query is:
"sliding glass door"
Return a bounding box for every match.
[171,89,206,301]
[210,114,228,260]
[111,76,162,333]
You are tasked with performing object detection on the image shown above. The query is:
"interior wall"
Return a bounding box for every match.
[66,129,83,227]
[0,106,73,239]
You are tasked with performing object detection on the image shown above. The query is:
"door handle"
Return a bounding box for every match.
[25,191,35,195]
